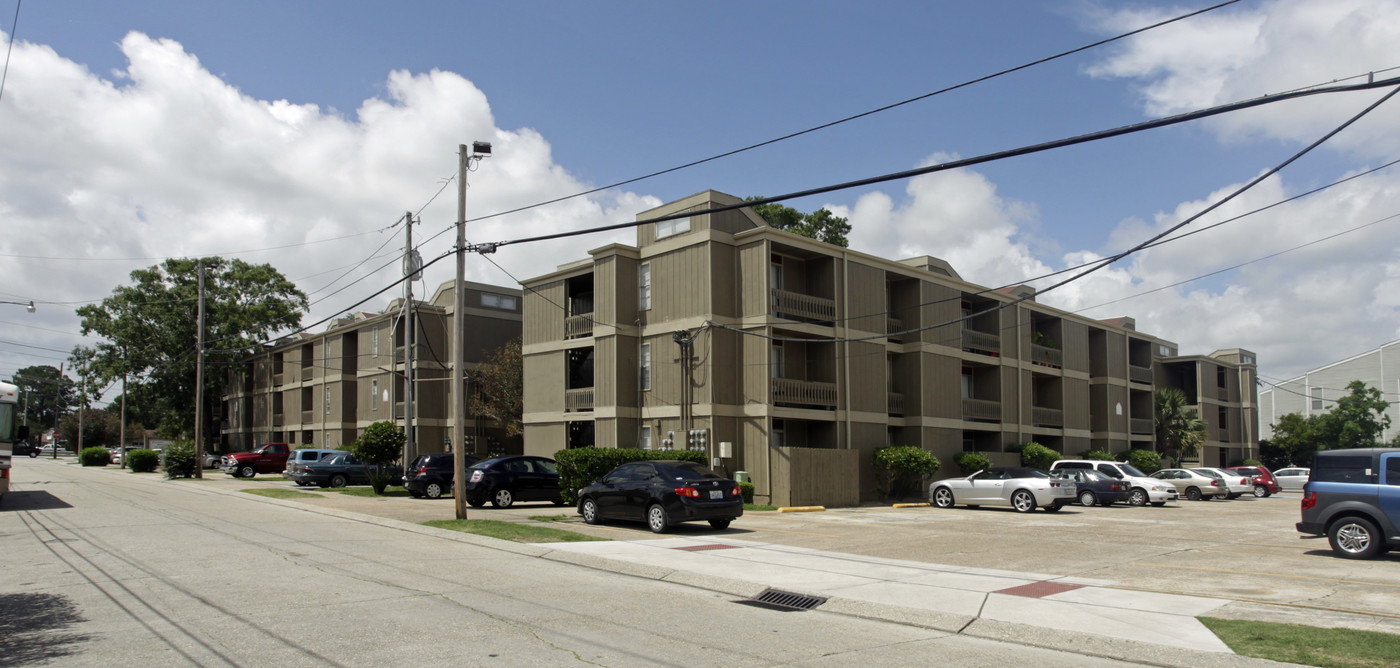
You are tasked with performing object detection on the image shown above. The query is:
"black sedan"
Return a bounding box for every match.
[577,460,743,533]
[288,453,402,488]
[464,456,565,508]
[1050,468,1132,507]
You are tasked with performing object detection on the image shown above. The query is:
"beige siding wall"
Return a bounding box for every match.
[1061,320,1089,373]
[524,279,565,346]
[922,352,960,418]
[847,340,885,414]
[524,350,564,413]
[738,242,768,318]
[845,261,885,335]
[1063,377,1090,431]
[651,244,713,323]
[743,329,770,404]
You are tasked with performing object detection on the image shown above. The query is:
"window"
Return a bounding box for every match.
[656,216,691,239]
[1217,366,1227,388]
[771,342,784,378]
[371,380,379,410]
[769,255,783,290]
[325,387,332,415]
[1159,345,1170,357]
[639,263,651,310]
[640,344,651,390]
[482,293,517,310]
[1385,456,1400,486]
[1311,388,1324,410]
[372,328,379,357]
[772,419,785,448]
[1218,406,1228,429]
[641,426,652,450]
[961,367,973,399]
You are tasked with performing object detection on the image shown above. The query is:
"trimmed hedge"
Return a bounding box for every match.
[738,481,755,503]
[1020,442,1061,471]
[554,447,707,506]
[873,445,940,501]
[80,447,111,467]
[1081,449,1115,462]
[1126,448,1165,475]
[162,441,199,479]
[953,451,991,475]
[127,448,159,473]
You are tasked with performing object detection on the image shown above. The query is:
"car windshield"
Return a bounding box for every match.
[658,461,724,480]
[1119,464,1147,477]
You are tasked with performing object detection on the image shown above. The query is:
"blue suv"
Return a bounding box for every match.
[1296,448,1400,559]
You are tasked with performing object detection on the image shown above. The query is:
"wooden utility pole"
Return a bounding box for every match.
[453,145,469,519]
[194,262,206,479]
[404,211,417,467]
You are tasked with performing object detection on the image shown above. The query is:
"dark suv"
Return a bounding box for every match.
[404,452,481,499]
[1296,448,1400,559]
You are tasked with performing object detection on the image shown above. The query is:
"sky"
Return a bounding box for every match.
[2,0,1399,413]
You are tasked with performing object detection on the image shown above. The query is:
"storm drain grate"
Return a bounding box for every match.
[736,588,827,612]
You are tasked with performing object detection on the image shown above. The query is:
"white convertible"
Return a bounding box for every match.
[929,467,1076,513]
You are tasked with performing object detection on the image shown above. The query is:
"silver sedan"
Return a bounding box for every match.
[929,467,1076,513]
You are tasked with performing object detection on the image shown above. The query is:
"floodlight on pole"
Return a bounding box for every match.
[1,300,35,313]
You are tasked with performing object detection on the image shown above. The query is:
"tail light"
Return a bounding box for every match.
[1301,491,1317,510]
[416,466,428,475]
[730,486,741,496]
[1211,480,1220,486]
[675,486,701,498]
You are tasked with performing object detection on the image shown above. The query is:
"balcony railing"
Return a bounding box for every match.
[1032,406,1063,427]
[1130,417,1154,434]
[887,392,905,415]
[962,397,1001,420]
[301,410,313,423]
[771,289,835,322]
[273,373,284,386]
[887,316,905,339]
[1129,364,1153,384]
[565,387,595,412]
[272,412,284,427]
[772,377,837,408]
[962,329,1000,355]
[1031,343,1062,368]
[565,313,594,339]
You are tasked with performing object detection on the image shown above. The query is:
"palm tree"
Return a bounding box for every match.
[1155,388,1206,465]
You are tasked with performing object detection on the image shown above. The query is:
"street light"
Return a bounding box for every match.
[1,300,35,313]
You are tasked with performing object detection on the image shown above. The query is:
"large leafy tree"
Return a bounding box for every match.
[1266,380,1391,465]
[467,338,523,437]
[76,257,307,442]
[11,365,76,430]
[745,197,852,247]
[1154,388,1206,464]
[349,421,406,494]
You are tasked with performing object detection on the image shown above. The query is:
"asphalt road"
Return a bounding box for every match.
[2,458,1139,667]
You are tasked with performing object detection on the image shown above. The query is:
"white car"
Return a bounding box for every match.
[929,467,1076,513]
[1272,467,1310,492]
[1050,460,1178,506]
[1191,467,1253,499]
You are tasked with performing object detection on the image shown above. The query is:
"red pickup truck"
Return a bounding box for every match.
[222,443,291,478]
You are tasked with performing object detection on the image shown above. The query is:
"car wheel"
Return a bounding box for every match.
[1253,485,1269,498]
[295,481,308,487]
[468,499,486,508]
[28,451,38,458]
[491,488,515,508]
[1329,517,1383,559]
[1129,488,1148,506]
[646,504,669,533]
[425,482,444,499]
[1078,490,1097,507]
[239,465,256,478]
[1226,493,1241,500]
[1185,487,1201,501]
[580,498,601,525]
[932,487,955,508]
[708,518,731,530]
[1011,490,1036,513]
[329,474,347,488]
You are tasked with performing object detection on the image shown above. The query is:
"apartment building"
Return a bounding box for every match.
[520,190,1258,507]
[1259,339,1400,442]
[220,280,523,460]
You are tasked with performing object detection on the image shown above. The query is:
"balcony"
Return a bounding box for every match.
[1129,364,1153,384]
[772,378,837,408]
[962,330,1000,356]
[887,392,905,415]
[301,410,313,423]
[565,313,594,339]
[1032,406,1063,427]
[962,397,1001,421]
[273,373,285,386]
[272,412,284,427]
[565,387,595,412]
[1130,418,1154,434]
[1031,344,1062,368]
[886,316,905,340]
[771,289,835,322]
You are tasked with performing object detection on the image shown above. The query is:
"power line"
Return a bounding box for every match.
[0,0,19,103]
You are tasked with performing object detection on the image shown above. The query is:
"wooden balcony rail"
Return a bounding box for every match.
[1031,343,1062,368]
[301,410,313,423]
[1129,364,1153,384]
[772,377,837,408]
[1130,417,1154,434]
[962,397,1001,420]
[565,387,595,412]
[962,329,1000,355]
[887,392,905,415]
[1032,406,1063,427]
[886,316,905,338]
[770,289,835,321]
[564,313,594,339]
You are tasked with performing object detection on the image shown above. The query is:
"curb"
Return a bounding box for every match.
[776,505,825,513]
[891,502,930,508]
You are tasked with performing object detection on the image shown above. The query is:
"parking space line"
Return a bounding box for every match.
[1128,561,1400,589]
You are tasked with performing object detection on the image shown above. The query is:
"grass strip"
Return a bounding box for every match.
[744,503,777,511]
[318,487,413,498]
[241,488,320,499]
[1200,617,1400,668]
[423,519,608,543]
[529,515,574,522]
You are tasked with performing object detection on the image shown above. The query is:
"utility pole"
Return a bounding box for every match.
[403,211,418,467]
[453,141,490,520]
[53,363,62,459]
[78,357,86,453]
[194,262,206,479]
[120,347,127,469]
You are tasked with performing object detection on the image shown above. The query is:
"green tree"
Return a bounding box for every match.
[349,421,406,494]
[1154,388,1206,464]
[11,365,76,430]
[467,338,523,437]
[1313,380,1391,450]
[76,257,307,446]
[1268,412,1320,466]
[745,197,852,247]
[872,445,940,501]
[58,408,122,448]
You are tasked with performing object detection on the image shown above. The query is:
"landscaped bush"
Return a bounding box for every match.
[872,445,940,501]
[80,447,111,467]
[1081,449,1114,461]
[738,481,755,503]
[126,448,159,473]
[553,447,707,505]
[1019,442,1061,470]
[1125,448,1165,475]
[162,441,199,479]
[953,451,991,475]
[1242,457,1263,467]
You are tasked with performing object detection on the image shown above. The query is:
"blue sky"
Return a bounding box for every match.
[3,0,1400,405]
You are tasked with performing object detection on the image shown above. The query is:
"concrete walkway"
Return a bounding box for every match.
[541,536,1236,654]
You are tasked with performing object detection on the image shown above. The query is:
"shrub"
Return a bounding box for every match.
[1020,442,1061,470]
[348,421,406,494]
[953,451,991,475]
[738,481,755,503]
[80,447,111,467]
[1125,448,1165,475]
[554,447,707,506]
[127,448,160,473]
[162,441,199,479]
[872,446,940,501]
[1004,442,1028,455]
[1242,458,1263,467]
[1081,449,1114,462]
